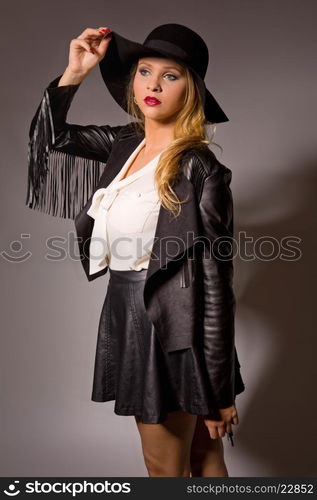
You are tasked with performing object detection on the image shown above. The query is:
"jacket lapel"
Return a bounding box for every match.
[145,173,200,283]
[96,133,144,189]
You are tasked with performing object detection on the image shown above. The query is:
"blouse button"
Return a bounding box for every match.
[137,193,141,197]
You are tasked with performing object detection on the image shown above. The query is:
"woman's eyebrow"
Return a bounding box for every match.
[138,62,182,71]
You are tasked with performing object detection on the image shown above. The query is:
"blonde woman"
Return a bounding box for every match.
[26,23,245,477]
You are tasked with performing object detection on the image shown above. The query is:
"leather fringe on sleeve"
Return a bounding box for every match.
[25,89,106,220]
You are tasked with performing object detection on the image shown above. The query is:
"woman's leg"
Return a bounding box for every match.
[189,415,228,477]
[134,410,197,477]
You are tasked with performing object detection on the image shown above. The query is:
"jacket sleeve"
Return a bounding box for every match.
[25,74,124,220]
[199,165,236,410]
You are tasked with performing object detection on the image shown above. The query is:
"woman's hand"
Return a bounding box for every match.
[203,404,239,440]
[67,26,113,77]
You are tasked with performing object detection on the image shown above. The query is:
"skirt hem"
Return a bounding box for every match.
[91,386,246,425]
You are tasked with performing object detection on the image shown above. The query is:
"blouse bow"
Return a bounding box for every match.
[86,187,119,275]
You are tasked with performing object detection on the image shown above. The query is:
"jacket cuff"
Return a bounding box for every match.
[47,74,81,89]
[44,74,82,137]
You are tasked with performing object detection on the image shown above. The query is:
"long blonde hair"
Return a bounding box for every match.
[125,60,222,218]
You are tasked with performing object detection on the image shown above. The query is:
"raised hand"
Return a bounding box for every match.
[67,27,113,76]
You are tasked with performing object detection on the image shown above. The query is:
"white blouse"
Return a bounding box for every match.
[87,138,164,275]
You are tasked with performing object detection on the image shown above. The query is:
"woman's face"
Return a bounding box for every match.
[133,57,187,124]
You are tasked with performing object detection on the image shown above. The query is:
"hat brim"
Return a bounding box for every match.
[99,31,229,124]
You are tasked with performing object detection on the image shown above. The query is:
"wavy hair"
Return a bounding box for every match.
[125,59,222,218]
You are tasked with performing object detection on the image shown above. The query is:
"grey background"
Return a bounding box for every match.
[1,0,316,476]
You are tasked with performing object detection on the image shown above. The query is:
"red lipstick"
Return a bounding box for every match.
[144,96,161,106]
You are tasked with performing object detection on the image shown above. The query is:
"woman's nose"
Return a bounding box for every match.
[147,78,161,91]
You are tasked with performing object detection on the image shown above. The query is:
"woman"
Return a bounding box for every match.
[26,23,246,477]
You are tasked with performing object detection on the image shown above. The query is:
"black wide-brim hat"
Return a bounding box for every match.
[99,23,229,124]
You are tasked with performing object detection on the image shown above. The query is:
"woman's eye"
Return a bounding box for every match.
[138,69,178,81]
[165,73,178,81]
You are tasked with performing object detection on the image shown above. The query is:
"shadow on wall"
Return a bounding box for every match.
[233,156,317,476]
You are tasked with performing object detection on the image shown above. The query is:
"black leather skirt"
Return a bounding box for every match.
[91,268,245,424]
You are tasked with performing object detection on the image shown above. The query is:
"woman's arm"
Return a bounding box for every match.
[31,70,123,160]
[26,26,122,220]
[26,73,123,220]
[199,164,236,409]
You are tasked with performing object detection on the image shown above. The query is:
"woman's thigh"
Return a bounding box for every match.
[134,410,198,477]
[190,415,227,476]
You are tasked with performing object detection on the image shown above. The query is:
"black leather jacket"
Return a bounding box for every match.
[26,74,245,412]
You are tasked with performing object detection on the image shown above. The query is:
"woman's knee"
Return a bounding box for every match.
[144,456,191,477]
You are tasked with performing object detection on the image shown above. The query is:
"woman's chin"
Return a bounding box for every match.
[142,109,179,124]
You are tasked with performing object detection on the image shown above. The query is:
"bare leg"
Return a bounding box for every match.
[190,415,229,477]
[134,410,197,477]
